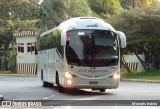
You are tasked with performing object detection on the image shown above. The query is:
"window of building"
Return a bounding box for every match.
[17,43,24,55]
[27,42,37,55]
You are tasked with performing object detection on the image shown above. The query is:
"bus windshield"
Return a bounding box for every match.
[66,29,119,67]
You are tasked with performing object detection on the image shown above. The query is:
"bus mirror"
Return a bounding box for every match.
[117,31,126,48]
[61,30,66,46]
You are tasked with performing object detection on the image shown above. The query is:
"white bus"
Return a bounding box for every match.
[38,17,126,93]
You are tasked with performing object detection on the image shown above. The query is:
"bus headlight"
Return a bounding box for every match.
[65,72,73,78]
[65,72,77,78]
[112,73,120,79]
[67,80,72,85]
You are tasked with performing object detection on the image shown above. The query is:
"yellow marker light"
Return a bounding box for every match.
[113,73,120,79]
[67,80,72,85]
[65,72,72,78]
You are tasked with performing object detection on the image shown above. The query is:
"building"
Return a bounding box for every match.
[123,54,145,72]
[13,31,38,75]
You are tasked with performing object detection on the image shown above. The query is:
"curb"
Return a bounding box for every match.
[121,79,160,83]
[0,74,37,77]
[0,95,4,101]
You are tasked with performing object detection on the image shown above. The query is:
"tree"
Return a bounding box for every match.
[40,0,67,30]
[0,0,40,20]
[87,0,122,17]
[0,0,40,71]
[65,0,92,18]
[119,0,160,8]
[109,6,160,70]
[0,19,14,70]
[40,0,92,30]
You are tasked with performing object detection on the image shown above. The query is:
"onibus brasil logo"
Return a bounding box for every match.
[1,100,42,108]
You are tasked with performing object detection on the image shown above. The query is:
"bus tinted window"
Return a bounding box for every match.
[66,30,119,67]
[39,30,63,58]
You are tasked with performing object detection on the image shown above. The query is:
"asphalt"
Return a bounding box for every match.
[0,74,160,83]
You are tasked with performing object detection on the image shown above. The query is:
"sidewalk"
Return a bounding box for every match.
[0,74,37,77]
[121,78,160,83]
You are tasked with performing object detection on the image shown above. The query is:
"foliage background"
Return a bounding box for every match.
[0,0,160,71]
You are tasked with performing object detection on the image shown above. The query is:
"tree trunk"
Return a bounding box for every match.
[134,52,149,71]
[121,56,131,73]
[120,49,131,73]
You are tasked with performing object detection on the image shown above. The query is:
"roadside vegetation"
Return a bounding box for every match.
[121,70,160,80]
[0,71,16,74]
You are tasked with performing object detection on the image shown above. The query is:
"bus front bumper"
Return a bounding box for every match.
[63,78,119,89]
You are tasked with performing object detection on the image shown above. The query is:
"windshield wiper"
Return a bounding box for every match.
[69,62,79,66]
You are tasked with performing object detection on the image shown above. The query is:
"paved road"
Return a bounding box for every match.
[0,76,160,108]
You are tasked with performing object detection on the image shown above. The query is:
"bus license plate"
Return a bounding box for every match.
[89,81,98,85]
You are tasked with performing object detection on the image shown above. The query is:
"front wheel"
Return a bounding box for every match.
[58,86,65,93]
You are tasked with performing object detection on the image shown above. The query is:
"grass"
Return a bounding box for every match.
[0,71,16,74]
[121,70,160,80]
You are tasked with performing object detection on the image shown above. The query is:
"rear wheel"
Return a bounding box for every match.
[100,89,106,92]
[42,81,48,87]
[41,70,49,87]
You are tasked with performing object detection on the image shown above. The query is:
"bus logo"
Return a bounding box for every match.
[78,68,108,73]
[86,23,98,27]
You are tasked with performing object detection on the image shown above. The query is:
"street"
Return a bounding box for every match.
[0,76,160,109]
[0,76,160,100]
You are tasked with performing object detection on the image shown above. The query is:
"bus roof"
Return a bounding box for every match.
[40,17,116,37]
[40,26,59,37]
[59,17,115,31]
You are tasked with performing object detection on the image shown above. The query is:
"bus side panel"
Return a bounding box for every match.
[51,49,56,84]
[43,50,47,82]
[42,49,56,84]
[54,48,65,86]
[38,48,64,85]
[48,49,56,84]
[37,51,41,80]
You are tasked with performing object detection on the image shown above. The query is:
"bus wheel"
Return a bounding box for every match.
[100,89,106,92]
[48,83,54,87]
[41,70,48,87]
[58,86,65,93]
[43,81,48,87]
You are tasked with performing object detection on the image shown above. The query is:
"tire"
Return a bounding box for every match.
[42,81,48,87]
[100,89,106,92]
[41,70,48,87]
[58,86,65,93]
[48,83,54,87]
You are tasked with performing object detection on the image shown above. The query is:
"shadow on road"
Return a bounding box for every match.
[42,85,114,96]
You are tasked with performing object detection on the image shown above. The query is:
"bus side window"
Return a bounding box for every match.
[56,36,64,58]
[52,35,56,48]
[39,36,47,50]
